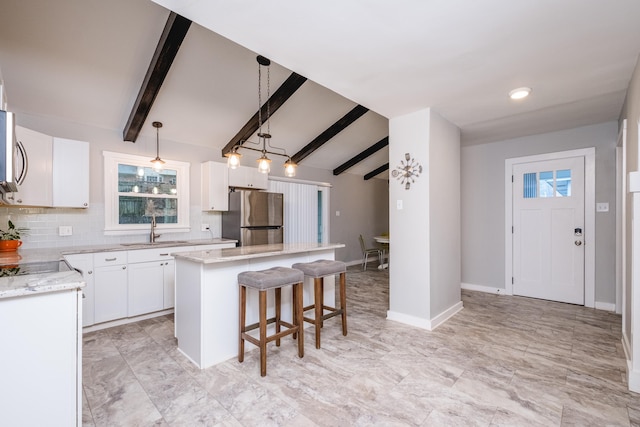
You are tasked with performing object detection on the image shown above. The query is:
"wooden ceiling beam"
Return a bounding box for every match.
[364,163,389,180]
[291,105,369,164]
[123,12,191,142]
[333,136,388,175]
[221,72,307,156]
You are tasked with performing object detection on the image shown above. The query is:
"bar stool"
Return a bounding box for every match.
[292,260,347,349]
[238,266,304,377]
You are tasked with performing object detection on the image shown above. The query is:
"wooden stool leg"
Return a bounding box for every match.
[320,278,325,328]
[292,284,298,340]
[259,290,267,377]
[340,272,347,336]
[275,287,281,347]
[295,282,304,357]
[314,277,323,349]
[238,285,246,363]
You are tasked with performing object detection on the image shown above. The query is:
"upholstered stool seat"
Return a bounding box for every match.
[292,260,347,349]
[238,266,304,376]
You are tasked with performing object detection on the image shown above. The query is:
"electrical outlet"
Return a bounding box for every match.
[201,224,210,232]
[58,225,73,236]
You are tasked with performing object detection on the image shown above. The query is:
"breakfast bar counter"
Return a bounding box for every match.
[172,242,345,369]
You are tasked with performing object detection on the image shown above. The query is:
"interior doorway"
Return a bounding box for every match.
[505,148,595,307]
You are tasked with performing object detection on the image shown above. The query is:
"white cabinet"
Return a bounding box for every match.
[0,289,82,426]
[201,161,229,211]
[93,251,128,323]
[66,243,236,327]
[6,126,53,206]
[128,261,164,316]
[64,253,95,327]
[228,165,268,190]
[163,259,175,308]
[127,247,183,315]
[5,126,89,208]
[53,137,90,208]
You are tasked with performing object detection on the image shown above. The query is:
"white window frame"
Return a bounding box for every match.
[103,151,190,235]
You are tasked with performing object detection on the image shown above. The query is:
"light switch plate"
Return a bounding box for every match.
[58,225,72,236]
[596,202,609,212]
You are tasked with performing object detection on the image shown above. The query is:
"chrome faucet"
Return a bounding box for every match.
[150,216,160,243]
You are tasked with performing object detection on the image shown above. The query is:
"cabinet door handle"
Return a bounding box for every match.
[83,203,88,207]
[88,271,93,275]
[160,253,169,256]
[105,257,117,261]
[122,266,126,270]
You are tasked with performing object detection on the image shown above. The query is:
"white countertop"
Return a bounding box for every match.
[0,269,84,299]
[173,242,345,264]
[0,238,237,300]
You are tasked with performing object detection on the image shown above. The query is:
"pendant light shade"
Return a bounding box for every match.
[151,121,165,170]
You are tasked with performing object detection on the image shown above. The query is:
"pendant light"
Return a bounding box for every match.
[150,121,165,170]
[224,55,297,176]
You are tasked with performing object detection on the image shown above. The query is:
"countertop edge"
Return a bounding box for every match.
[173,243,346,264]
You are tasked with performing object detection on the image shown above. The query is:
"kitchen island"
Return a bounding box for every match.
[173,242,345,369]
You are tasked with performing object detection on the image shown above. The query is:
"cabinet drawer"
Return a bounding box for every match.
[93,251,128,267]
[127,246,193,263]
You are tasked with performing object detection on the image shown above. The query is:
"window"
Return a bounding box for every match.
[103,151,190,235]
[523,169,572,199]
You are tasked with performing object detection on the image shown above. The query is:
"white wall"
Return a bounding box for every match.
[0,112,389,261]
[461,121,618,304]
[388,108,462,328]
[619,54,640,390]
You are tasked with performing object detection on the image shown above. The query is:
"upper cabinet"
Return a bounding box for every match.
[201,161,229,211]
[5,126,89,208]
[53,137,89,208]
[5,126,53,206]
[228,165,268,190]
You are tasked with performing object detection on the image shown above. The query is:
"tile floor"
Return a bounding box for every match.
[82,265,640,426]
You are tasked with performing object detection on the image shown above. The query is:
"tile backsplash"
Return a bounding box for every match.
[0,203,222,249]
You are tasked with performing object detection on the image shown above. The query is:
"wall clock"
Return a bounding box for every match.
[391,152,422,190]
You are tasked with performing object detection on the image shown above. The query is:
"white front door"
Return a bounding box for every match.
[513,156,585,304]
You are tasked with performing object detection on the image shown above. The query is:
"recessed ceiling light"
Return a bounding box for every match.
[509,87,532,100]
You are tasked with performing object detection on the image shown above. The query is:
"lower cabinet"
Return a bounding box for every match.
[128,261,165,316]
[163,259,175,309]
[64,253,95,327]
[94,263,128,323]
[65,243,234,328]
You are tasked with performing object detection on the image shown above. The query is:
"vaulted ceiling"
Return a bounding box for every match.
[1,0,640,180]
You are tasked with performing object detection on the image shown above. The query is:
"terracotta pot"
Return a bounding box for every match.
[0,240,22,252]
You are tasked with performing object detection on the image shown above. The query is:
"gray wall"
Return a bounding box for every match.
[461,121,618,304]
[429,111,461,316]
[3,112,389,262]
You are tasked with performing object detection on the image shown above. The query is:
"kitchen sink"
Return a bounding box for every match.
[120,240,190,247]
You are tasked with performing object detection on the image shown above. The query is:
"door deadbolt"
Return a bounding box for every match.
[574,228,582,236]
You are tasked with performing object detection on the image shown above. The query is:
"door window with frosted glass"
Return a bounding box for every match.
[523,169,572,199]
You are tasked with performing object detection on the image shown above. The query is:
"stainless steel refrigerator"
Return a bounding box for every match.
[222,191,284,246]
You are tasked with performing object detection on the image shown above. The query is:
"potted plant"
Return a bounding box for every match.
[0,220,28,252]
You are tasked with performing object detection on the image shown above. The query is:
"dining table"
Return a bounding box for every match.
[373,235,389,270]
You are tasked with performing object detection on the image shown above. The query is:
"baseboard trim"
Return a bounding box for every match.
[83,308,174,333]
[621,333,640,393]
[387,300,463,331]
[594,301,616,312]
[430,301,464,330]
[462,283,615,312]
[461,282,509,295]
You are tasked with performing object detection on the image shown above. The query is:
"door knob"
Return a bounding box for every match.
[575,240,582,246]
